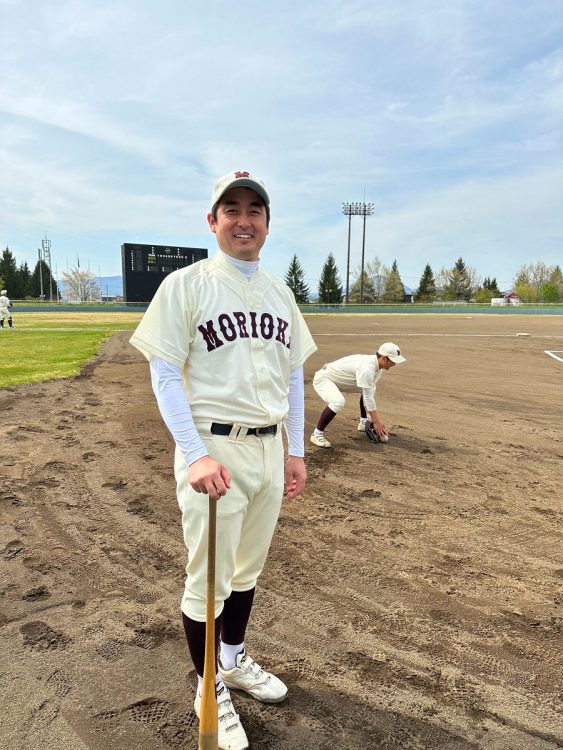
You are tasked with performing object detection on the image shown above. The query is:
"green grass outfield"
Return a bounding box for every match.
[0,312,143,389]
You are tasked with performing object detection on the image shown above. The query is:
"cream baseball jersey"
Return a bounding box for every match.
[130,251,317,426]
[323,354,383,391]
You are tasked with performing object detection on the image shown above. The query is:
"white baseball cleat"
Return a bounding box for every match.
[220,650,288,703]
[357,419,368,431]
[310,432,332,448]
[194,680,249,750]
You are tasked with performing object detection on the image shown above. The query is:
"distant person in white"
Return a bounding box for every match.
[0,290,14,329]
[310,342,406,448]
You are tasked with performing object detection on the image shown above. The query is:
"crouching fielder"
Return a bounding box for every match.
[310,342,406,448]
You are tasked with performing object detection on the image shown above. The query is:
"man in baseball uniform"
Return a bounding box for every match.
[310,343,406,448]
[130,170,317,749]
[0,290,14,329]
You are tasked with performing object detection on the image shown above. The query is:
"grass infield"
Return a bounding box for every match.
[0,312,143,389]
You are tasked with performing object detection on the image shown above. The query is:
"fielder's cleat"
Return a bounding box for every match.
[310,432,332,448]
[194,680,249,750]
[357,419,368,431]
[220,650,288,703]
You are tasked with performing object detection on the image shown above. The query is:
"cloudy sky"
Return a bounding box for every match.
[1,0,561,292]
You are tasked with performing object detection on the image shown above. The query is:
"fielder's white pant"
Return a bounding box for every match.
[174,425,284,622]
[312,368,346,413]
[0,306,11,322]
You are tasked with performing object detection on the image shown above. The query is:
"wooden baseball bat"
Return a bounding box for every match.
[198,496,218,750]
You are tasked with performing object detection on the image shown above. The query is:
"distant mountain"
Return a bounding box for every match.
[97,275,123,296]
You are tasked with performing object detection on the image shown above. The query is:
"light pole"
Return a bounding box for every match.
[359,203,374,303]
[37,248,44,300]
[342,202,375,303]
[342,204,354,303]
[42,234,52,302]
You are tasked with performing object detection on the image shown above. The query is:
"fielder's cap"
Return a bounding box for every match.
[378,342,406,363]
[0,290,6,295]
[212,170,270,208]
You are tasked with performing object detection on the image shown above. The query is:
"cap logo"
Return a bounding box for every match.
[234,171,250,178]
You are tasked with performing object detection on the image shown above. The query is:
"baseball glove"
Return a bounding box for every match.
[365,420,384,443]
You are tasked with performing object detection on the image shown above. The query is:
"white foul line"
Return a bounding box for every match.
[313,333,530,337]
[544,350,563,362]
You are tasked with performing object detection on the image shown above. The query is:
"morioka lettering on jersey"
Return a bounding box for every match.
[130,251,317,427]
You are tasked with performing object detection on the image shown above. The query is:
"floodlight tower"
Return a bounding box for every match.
[42,234,53,302]
[342,202,375,303]
[359,203,374,303]
[37,248,44,300]
[342,203,354,303]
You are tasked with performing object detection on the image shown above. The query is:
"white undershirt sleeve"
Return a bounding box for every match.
[362,386,376,412]
[285,366,305,457]
[149,356,209,466]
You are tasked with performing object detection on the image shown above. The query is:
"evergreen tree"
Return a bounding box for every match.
[0,246,18,296]
[30,259,58,299]
[284,254,310,303]
[317,253,343,304]
[475,276,502,303]
[415,264,436,302]
[15,262,33,298]
[349,270,377,303]
[382,259,405,303]
[442,257,473,301]
[482,277,501,295]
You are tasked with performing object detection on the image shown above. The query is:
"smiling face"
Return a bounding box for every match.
[207,186,269,261]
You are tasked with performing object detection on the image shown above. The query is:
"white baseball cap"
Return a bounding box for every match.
[378,342,406,363]
[0,290,6,295]
[211,170,270,208]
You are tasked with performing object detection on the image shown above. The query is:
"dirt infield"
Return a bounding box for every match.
[1,314,561,750]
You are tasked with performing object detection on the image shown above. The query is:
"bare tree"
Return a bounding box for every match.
[514,262,556,290]
[349,270,377,303]
[62,266,101,302]
[434,266,450,298]
[365,257,389,301]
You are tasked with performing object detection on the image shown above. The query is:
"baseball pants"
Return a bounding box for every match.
[312,369,346,413]
[174,425,284,622]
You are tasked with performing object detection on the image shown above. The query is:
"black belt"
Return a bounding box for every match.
[210,422,278,437]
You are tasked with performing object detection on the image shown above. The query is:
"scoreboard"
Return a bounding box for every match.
[121,243,208,303]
